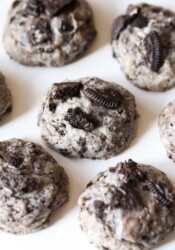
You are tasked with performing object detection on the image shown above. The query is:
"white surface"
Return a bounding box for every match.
[0,0,175,249]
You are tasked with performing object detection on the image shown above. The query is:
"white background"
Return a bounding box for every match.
[0,0,175,249]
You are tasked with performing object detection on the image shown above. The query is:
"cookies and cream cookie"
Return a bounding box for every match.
[0,71,12,121]
[0,138,69,234]
[3,0,96,66]
[78,159,175,250]
[38,77,137,159]
[159,100,175,162]
[112,3,175,91]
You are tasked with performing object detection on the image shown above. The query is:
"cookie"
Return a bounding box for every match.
[111,3,175,91]
[38,77,137,159]
[3,0,96,67]
[159,100,175,162]
[78,159,175,250]
[0,71,12,121]
[0,138,69,234]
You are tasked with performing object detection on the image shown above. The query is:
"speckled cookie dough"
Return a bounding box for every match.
[159,100,175,162]
[3,0,96,67]
[38,77,137,159]
[78,159,175,250]
[111,3,175,91]
[0,138,69,234]
[0,71,12,121]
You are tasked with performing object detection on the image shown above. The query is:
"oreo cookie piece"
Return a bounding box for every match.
[78,160,175,250]
[111,3,175,91]
[0,138,69,234]
[3,0,96,66]
[38,77,138,159]
[159,100,175,162]
[0,71,12,121]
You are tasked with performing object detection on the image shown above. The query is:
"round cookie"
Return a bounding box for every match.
[0,71,12,121]
[0,138,69,234]
[3,0,96,67]
[78,159,175,250]
[111,3,175,91]
[38,77,137,159]
[159,100,175,162]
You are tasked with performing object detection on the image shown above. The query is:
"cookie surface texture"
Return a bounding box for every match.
[38,77,137,159]
[78,159,175,250]
[3,0,96,66]
[159,100,175,162]
[0,138,69,234]
[111,3,175,91]
[0,71,12,121]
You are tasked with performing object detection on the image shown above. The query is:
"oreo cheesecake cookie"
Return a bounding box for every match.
[0,138,69,234]
[78,159,175,250]
[3,0,96,66]
[38,77,137,159]
[159,100,175,162]
[0,71,12,121]
[111,3,175,91]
